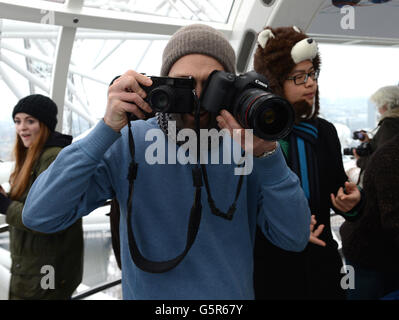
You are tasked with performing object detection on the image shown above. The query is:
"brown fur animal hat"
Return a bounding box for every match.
[254,26,321,119]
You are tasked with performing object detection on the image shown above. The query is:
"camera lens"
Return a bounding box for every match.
[234,89,295,140]
[148,86,175,113]
[343,147,354,156]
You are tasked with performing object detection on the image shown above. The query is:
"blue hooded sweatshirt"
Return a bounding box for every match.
[23,118,310,300]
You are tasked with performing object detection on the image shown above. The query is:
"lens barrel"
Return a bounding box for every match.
[234,89,295,141]
[148,86,175,113]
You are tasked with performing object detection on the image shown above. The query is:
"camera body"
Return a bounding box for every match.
[115,70,295,140]
[143,76,195,113]
[353,130,366,140]
[200,70,295,140]
[343,142,372,157]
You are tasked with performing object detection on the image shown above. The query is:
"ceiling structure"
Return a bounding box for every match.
[0,0,398,133]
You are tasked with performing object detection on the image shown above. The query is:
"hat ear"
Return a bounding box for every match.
[257,29,275,49]
[293,26,301,33]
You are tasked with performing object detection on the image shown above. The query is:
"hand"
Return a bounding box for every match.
[0,187,11,215]
[0,185,7,197]
[309,215,326,247]
[352,148,360,160]
[104,70,154,132]
[216,110,276,157]
[359,131,370,143]
[330,181,361,213]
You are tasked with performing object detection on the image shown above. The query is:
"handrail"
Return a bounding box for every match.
[0,224,9,234]
[71,278,122,300]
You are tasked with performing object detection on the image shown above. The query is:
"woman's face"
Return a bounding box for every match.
[14,113,41,148]
[378,104,388,116]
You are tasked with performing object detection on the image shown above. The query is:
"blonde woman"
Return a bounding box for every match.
[355,86,399,164]
[0,94,83,300]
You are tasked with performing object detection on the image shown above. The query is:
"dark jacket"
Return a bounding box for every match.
[357,116,399,171]
[5,132,84,300]
[254,118,353,300]
[340,133,399,272]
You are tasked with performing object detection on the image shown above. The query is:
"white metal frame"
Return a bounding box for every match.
[1,0,398,133]
[0,0,243,132]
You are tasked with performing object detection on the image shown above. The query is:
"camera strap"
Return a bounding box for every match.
[124,93,244,272]
[125,100,203,273]
[201,163,243,220]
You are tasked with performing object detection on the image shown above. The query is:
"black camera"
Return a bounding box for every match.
[352,130,366,140]
[143,76,195,113]
[200,70,295,140]
[343,142,372,157]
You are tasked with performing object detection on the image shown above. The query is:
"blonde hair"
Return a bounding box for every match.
[370,86,399,111]
[9,122,50,200]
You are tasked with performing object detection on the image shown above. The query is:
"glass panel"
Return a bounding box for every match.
[83,0,235,24]
[0,19,59,162]
[67,28,170,137]
[317,42,399,171]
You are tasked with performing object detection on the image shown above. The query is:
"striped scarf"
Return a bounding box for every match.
[285,120,320,213]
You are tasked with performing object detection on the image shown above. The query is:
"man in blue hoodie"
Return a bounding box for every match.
[22,24,310,300]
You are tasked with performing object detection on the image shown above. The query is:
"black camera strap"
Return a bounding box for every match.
[201,163,243,221]
[125,93,244,273]
[125,95,203,273]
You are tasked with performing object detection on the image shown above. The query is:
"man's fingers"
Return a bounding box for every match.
[111,72,152,99]
[220,110,242,130]
[121,101,147,119]
[116,91,153,114]
[216,115,231,132]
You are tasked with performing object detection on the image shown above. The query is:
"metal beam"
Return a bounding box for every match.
[0,31,171,40]
[266,0,326,31]
[0,0,232,36]
[51,26,76,132]
[0,64,24,99]
[1,53,49,92]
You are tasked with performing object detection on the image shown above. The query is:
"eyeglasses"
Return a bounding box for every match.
[287,70,319,85]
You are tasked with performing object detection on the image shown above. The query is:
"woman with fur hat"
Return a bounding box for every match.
[0,94,83,299]
[253,26,363,300]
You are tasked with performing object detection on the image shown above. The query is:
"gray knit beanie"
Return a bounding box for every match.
[161,24,236,76]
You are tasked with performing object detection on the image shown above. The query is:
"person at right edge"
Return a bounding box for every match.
[353,86,399,187]
[340,132,399,300]
[252,26,364,300]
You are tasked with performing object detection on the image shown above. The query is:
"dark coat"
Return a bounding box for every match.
[340,133,399,272]
[254,118,350,300]
[357,117,399,171]
[6,132,84,300]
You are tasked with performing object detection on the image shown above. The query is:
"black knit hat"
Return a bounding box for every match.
[12,94,58,131]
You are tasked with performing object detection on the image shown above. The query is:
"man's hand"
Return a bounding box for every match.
[216,110,276,157]
[330,181,361,212]
[104,70,154,132]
